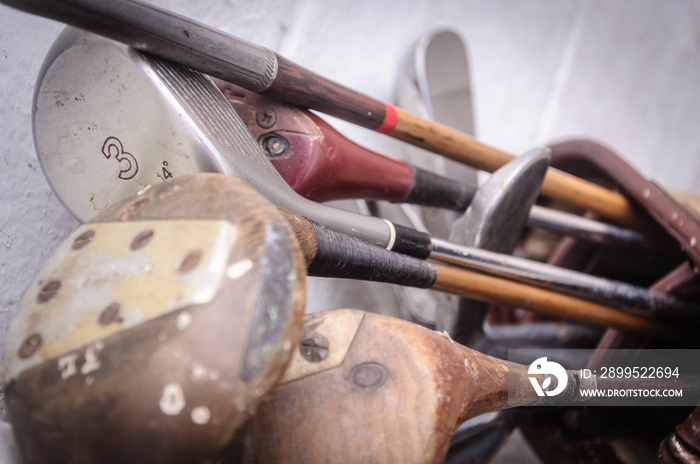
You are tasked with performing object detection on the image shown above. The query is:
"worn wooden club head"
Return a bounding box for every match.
[229,309,538,464]
[4,173,307,464]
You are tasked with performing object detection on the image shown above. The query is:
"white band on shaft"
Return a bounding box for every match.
[383,219,396,250]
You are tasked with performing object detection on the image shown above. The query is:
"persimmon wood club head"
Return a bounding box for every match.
[227,309,543,464]
[232,312,675,464]
[4,174,307,464]
[216,79,661,252]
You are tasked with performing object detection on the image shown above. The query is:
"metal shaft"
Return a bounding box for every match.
[431,238,696,322]
[527,205,665,251]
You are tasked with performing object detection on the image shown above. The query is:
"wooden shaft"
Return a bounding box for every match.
[280,207,692,343]
[2,0,648,229]
[433,264,694,345]
[390,109,645,229]
[264,59,646,229]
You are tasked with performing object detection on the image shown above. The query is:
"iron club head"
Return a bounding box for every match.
[436,147,551,336]
[33,27,392,248]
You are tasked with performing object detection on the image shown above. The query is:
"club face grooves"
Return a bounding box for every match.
[35,27,394,249]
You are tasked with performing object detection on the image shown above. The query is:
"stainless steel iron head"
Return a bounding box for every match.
[33,27,392,247]
[5,173,307,464]
[436,147,550,335]
[448,147,551,254]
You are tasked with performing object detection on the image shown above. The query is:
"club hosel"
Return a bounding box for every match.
[402,165,477,211]
[277,208,437,286]
[510,369,649,408]
[526,370,597,407]
[391,223,433,258]
[462,358,593,412]
[450,343,543,422]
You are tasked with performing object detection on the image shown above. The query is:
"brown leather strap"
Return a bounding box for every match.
[549,139,700,268]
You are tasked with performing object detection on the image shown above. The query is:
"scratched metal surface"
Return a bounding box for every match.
[1,0,700,462]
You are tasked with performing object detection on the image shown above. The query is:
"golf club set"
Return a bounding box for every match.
[2,0,700,463]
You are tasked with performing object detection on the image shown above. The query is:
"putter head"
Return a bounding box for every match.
[5,173,306,463]
[228,310,515,464]
[33,27,292,223]
[437,147,551,336]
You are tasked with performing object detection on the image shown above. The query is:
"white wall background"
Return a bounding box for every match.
[1,0,699,460]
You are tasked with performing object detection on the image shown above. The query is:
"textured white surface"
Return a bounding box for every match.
[0,0,699,460]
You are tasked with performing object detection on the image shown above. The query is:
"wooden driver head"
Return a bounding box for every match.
[229,310,538,464]
[4,173,306,464]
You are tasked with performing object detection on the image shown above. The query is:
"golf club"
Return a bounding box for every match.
[2,0,662,233]
[441,126,553,464]
[397,28,478,238]
[30,28,698,324]
[441,143,549,337]
[280,207,695,342]
[216,79,664,252]
[226,309,652,463]
[5,173,307,464]
[226,309,548,463]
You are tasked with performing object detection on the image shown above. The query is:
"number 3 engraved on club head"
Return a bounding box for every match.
[101,136,139,180]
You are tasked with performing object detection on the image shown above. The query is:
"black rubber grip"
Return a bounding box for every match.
[307,222,437,288]
[392,224,432,259]
[401,166,476,211]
